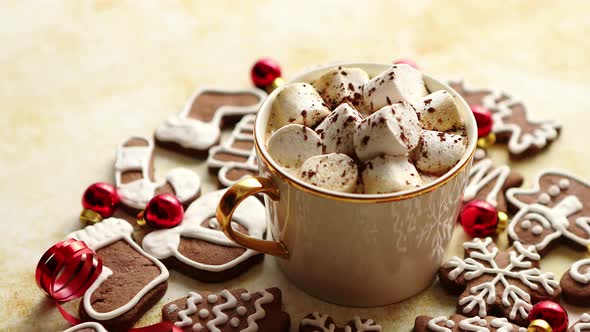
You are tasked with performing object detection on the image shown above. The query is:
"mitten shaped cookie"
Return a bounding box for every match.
[142,189,265,281]
[506,171,590,255]
[115,136,201,211]
[439,237,560,326]
[299,312,381,332]
[560,258,590,306]
[207,114,259,187]
[162,287,290,331]
[155,88,267,156]
[67,218,169,331]
[414,314,526,332]
[449,80,561,159]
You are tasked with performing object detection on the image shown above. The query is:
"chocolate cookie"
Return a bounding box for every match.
[155,88,267,157]
[414,314,526,332]
[162,287,290,331]
[299,312,381,332]
[67,218,169,332]
[115,136,201,212]
[142,189,265,282]
[569,314,590,332]
[506,171,590,255]
[560,258,590,306]
[207,114,259,187]
[63,322,108,332]
[449,80,561,159]
[439,237,561,326]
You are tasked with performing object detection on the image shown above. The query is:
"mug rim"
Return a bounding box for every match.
[254,62,477,203]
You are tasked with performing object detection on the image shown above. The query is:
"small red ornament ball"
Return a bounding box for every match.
[460,200,499,238]
[144,193,184,229]
[470,104,494,138]
[393,58,418,69]
[251,58,282,89]
[82,182,120,218]
[528,301,568,332]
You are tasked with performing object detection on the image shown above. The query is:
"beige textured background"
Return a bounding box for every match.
[1,1,590,331]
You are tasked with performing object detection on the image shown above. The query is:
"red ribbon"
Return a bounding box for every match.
[36,239,181,332]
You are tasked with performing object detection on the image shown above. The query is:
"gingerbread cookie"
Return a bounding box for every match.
[299,312,382,332]
[115,136,201,211]
[449,80,561,159]
[560,258,590,306]
[155,88,267,157]
[569,314,590,332]
[67,218,169,331]
[207,114,258,187]
[414,314,526,332]
[162,287,290,331]
[439,237,560,326]
[463,156,523,213]
[63,322,108,332]
[142,189,265,281]
[506,171,590,255]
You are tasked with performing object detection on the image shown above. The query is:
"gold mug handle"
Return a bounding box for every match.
[216,176,289,258]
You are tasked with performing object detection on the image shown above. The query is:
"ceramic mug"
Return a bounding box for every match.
[216,63,477,306]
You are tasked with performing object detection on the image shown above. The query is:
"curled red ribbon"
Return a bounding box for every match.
[36,239,180,331]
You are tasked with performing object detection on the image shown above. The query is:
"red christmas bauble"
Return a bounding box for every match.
[470,104,494,138]
[251,58,282,89]
[460,200,499,238]
[82,182,120,218]
[143,193,184,229]
[393,58,419,69]
[528,301,568,332]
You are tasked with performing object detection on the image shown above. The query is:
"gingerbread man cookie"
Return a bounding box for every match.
[299,312,382,332]
[67,218,169,331]
[560,258,590,306]
[63,322,108,332]
[162,287,290,331]
[207,114,258,187]
[569,314,590,332]
[439,237,561,326]
[155,88,267,157]
[414,314,526,332]
[449,80,561,159]
[141,189,265,281]
[506,171,590,255]
[115,136,201,211]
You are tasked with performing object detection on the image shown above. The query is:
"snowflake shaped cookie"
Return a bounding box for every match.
[414,314,526,332]
[439,237,561,326]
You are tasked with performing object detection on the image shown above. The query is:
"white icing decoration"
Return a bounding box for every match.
[208,218,219,229]
[560,179,570,190]
[241,292,252,301]
[63,322,108,332]
[570,258,590,284]
[237,306,247,316]
[142,189,266,272]
[155,88,266,150]
[474,148,486,161]
[446,320,455,328]
[114,136,201,209]
[458,316,489,331]
[443,237,559,321]
[531,225,544,235]
[206,290,237,332]
[520,219,531,229]
[425,316,526,332]
[490,317,526,332]
[301,312,337,332]
[67,218,169,321]
[207,114,259,187]
[208,294,218,303]
[167,303,178,313]
[548,185,560,197]
[538,193,551,205]
[230,317,240,328]
[574,313,590,332]
[463,159,511,208]
[242,290,274,332]
[343,317,382,332]
[192,323,203,332]
[175,292,203,328]
[199,308,209,319]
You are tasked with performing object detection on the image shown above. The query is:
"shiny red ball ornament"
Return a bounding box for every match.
[393,58,419,69]
[528,301,569,332]
[251,58,282,89]
[142,193,184,229]
[470,104,494,138]
[460,200,499,238]
[82,182,120,218]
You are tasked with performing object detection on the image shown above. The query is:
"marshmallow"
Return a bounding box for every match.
[267,124,323,168]
[313,66,369,109]
[363,64,428,114]
[415,90,464,131]
[361,155,423,194]
[299,153,358,193]
[315,103,363,157]
[411,130,466,175]
[353,103,422,161]
[271,82,331,129]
